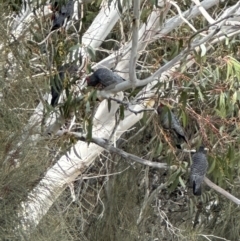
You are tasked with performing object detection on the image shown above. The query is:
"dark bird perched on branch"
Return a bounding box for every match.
[86,68,125,90]
[190,146,208,196]
[157,104,187,149]
[49,0,74,32]
[50,63,78,106]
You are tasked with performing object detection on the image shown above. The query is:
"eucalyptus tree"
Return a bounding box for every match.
[1,0,240,240]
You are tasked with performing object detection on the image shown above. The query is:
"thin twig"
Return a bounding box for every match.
[204,177,240,205]
[191,0,215,24]
[170,1,198,32]
[137,182,168,225]
[108,97,155,115]
[71,133,168,169]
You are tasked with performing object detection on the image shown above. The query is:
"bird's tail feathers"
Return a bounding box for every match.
[193,181,201,196]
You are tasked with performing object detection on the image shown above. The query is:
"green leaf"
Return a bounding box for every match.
[194,50,202,64]
[86,46,96,60]
[168,174,181,193]
[180,91,187,108]
[227,145,234,166]
[219,92,225,107]
[148,135,157,146]
[85,101,91,113]
[120,105,125,120]
[207,157,216,174]
[219,125,225,135]
[169,43,179,58]
[196,86,204,101]
[189,199,194,215]
[86,119,92,142]
[232,91,237,104]
[200,44,207,57]
[155,142,163,156]
[92,90,98,102]
[159,10,164,26]
[215,66,220,80]
[168,169,181,184]
[181,110,187,128]
[226,59,233,80]
[178,176,186,188]
[108,99,111,112]
[141,111,147,125]
[225,37,229,46]
[69,44,81,52]
[88,89,97,101]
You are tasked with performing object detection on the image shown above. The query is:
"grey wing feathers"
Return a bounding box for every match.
[162,111,186,137]
[95,68,125,87]
[94,68,113,86]
[161,111,172,128]
[171,113,186,137]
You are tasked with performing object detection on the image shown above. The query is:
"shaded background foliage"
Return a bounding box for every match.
[0,0,240,240]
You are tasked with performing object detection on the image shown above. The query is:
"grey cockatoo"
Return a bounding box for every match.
[86,68,125,90]
[190,146,208,196]
[50,63,78,106]
[157,104,187,149]
[50,0,74,31]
